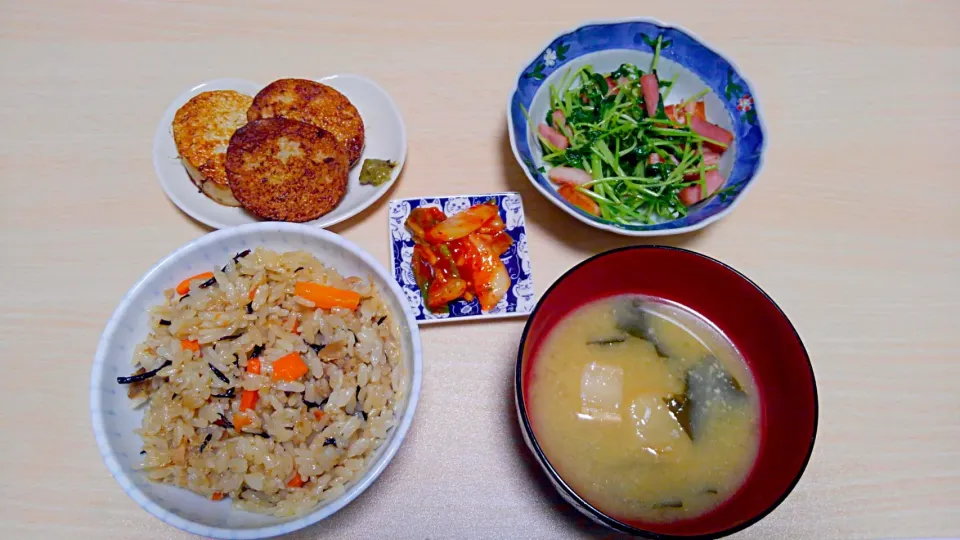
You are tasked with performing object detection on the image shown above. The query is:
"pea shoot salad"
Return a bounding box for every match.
[530,37,735,224]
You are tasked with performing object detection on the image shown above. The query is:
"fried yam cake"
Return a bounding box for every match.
[172,90,253,206]
[248,79,365,165]
[225,117,349,222]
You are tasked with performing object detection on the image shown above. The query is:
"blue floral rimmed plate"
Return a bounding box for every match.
[388,192,535,324]
[507,18,767,236]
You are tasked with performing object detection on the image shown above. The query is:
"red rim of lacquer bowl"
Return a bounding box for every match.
[514,245,818,539]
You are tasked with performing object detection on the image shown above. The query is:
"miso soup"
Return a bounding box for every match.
[527,295,760,523]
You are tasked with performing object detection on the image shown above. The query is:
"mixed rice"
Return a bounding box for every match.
[118,247,406,516]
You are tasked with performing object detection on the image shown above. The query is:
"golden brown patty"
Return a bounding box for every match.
[172,90,253,206]
[225,118,349,222]
[247,79,365,165]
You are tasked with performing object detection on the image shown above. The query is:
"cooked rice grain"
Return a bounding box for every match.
[125,248,405,516]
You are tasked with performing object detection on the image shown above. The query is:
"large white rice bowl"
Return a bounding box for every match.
[90,223,422,539]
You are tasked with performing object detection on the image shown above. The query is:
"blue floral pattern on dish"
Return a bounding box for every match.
[388,192,535,323]
[509,19,766,233]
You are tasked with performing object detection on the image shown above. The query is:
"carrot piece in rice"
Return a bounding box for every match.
[240,390,259,411]
[287,472,304,488]
[246,357,261,374]
[180,339,200,352]
[176,272,214,295]
[211,492,225,501]
[294,282,361,310]
[272,353,309,381]
[233,413,253,431]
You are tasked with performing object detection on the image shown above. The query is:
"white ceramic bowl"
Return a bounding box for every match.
[90,223,422,539]
[154,75,407,230]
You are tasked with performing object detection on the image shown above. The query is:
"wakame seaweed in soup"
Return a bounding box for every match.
[528,295,759,522]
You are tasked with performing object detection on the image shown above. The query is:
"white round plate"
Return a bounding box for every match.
[90,222,422,539]
[153,75,407,229]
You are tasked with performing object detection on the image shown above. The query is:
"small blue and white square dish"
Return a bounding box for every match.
[388,192,535,323]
